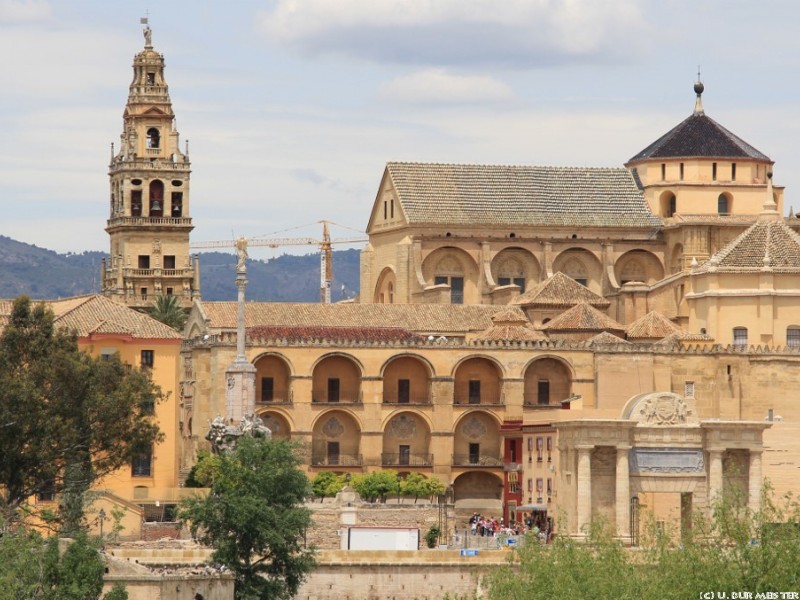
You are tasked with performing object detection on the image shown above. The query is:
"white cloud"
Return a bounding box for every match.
[378,69,513,106]
[0,0,51,23]
[257,0,648,67]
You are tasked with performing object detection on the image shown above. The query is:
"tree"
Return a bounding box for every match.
[0,528,105,599]
[351,470,400,503]
[180,436,316,600]
[148,294,187,331]
[400,472,446,503]
[183,449,222,488]
[482,485,800,600]
[0,296,163,532]
[310,471,346,500]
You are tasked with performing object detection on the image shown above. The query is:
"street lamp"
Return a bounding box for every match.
[98,508,106,546]
[396,473,402,504]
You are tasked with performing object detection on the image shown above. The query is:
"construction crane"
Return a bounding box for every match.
[190,220,367,303]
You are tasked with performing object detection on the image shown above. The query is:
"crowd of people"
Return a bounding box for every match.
[467,512,553,543]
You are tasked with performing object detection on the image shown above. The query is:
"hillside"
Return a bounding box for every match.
[0,236,361,302]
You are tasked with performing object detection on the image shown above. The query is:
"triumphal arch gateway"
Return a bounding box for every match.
[556,392,770,541]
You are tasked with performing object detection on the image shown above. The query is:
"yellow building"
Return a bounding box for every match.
[0,294,184,537]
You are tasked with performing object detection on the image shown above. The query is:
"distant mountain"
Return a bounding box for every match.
[0,235,361,302]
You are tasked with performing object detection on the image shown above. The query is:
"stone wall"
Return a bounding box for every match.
[295,549,506,600]
[306,493,447,550]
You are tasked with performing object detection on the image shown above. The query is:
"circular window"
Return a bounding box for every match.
[172,180,183,187]
[130,178,142,186]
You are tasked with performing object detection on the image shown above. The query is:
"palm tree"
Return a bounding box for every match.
[149,295,187,331]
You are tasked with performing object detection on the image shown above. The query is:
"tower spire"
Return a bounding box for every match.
[693,67,705,115]
[102,25,198,309]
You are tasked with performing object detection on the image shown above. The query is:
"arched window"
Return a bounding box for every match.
[149,180,164,216]
[146,127,160,149]
[718,194,729,215]
[733,327,748,348]
[787,326,800,348]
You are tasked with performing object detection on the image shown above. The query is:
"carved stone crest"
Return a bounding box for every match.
[388,414,417,439]
[322,416,345,438]
[461,415,487,440]
[627,392,695,426]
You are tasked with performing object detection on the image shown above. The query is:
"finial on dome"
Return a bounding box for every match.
[693,67,704,115]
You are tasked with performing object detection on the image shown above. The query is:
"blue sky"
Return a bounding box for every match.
[2,0,800,255]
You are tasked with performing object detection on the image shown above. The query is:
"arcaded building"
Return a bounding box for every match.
[178,80,800,539]
[102,31,797,541]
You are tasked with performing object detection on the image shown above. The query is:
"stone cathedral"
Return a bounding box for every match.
[94,26,800,543]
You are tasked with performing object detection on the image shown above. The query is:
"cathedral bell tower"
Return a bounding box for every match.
[102,22,200,309]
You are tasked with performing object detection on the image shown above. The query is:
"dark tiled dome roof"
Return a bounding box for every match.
[628,113,770,163]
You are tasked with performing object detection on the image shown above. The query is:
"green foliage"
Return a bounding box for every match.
[180,436,316,600]
[50,533,105,600]
[351,470,400,503]
[103,583,129,600]
[183,450,222,488]
[0,529,104,599]
[401,472,446,503]
[483,486,800,600]
[424,524,441,548]
[0,296,163,531]
[310,471,346,499]
[148,295,187,331]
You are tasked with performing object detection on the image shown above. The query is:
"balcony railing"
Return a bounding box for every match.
[311,453,362,467]
[120,267,194,278]
[381,453,433,467]
[452,453,503,467]
[453,392,503,406]
[106,216,193,227]
[382,393,431,405]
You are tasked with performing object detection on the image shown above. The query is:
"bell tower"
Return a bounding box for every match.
[102,22,200,309]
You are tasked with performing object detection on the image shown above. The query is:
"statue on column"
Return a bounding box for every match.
[235,237,248,273]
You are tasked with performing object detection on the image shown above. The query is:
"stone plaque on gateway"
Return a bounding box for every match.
[629,448,704,473]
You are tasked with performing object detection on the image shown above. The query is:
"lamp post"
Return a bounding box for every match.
[98,508,106,547]
[396,473,402,504]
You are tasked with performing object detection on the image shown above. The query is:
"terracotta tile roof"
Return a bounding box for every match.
[0,295,182,339]
[386,162,662,229]
[587,331,630,346]
[695,220,800,272]
[246,325,423,343]
[473,324,547,342]
[489,308,529,324]
[626,311,681,340]
[198,302,505,336]
[540,302,625,332]
[513,272,611,308]
[627,113,770,162]
[474,309,547,341]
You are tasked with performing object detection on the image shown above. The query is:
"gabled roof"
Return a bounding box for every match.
[384,162,661,229]
[512,272,611,308]
[540,302,625,332]
[587,331,630,347]
[0,295,182,339]
[695,220,800,273]
[473,308,547,342]
[628,113,770,163]
[246,325,423,343]
[196,302,507,337]
[626,311,681,340]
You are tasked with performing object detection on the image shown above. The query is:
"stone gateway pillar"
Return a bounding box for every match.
[576,445,594,535]
[615,445,631,540]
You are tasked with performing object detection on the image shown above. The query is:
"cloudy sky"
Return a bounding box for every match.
[3,0,800,255]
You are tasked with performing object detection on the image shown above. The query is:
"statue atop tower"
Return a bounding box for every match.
[102,20,200,310]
